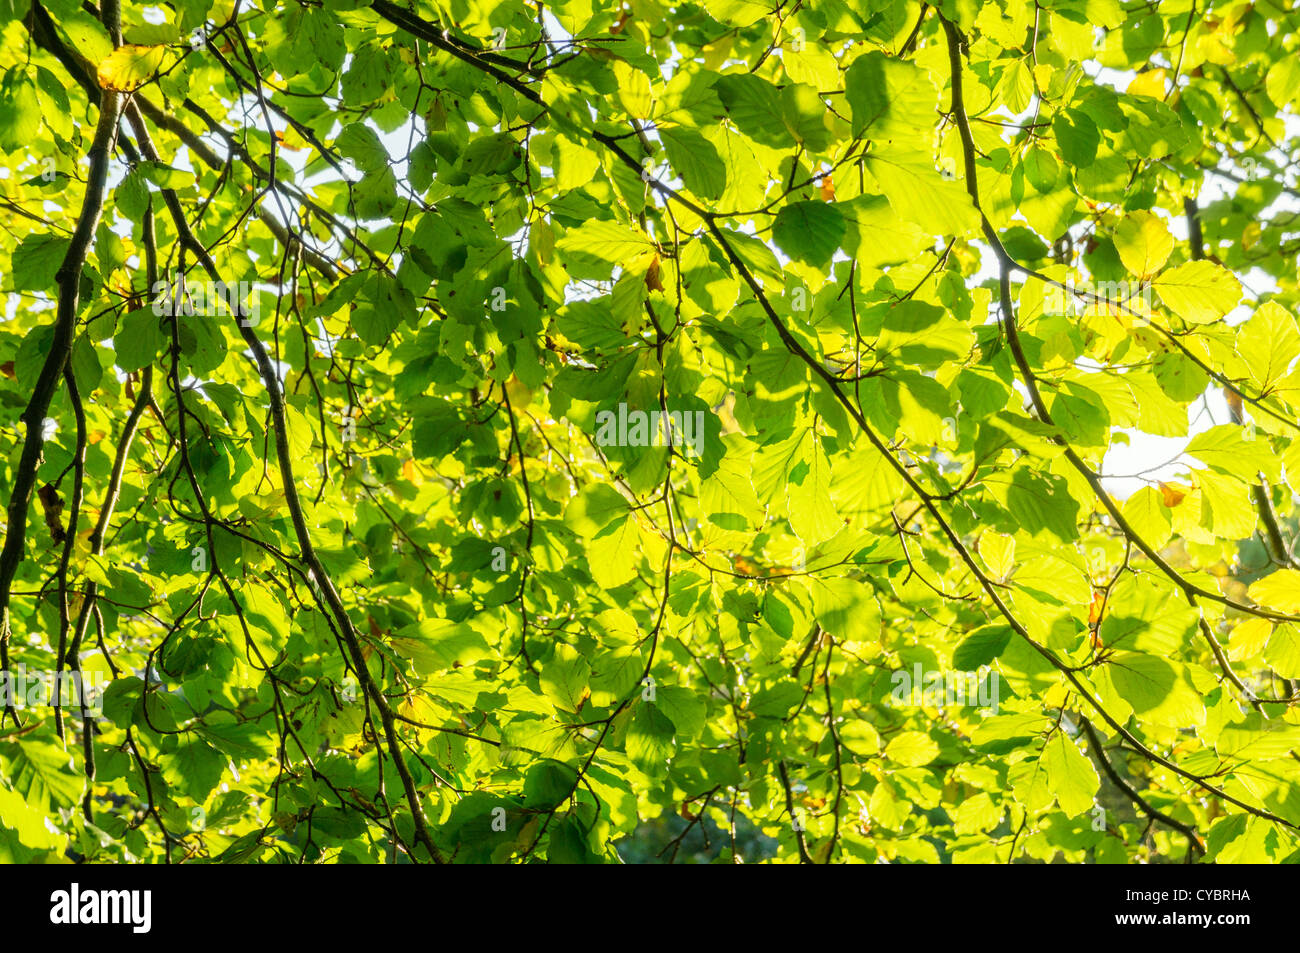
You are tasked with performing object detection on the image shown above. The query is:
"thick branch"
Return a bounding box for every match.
[0,86,121,710]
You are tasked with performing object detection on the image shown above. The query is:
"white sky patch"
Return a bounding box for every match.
[966,64,1300,501]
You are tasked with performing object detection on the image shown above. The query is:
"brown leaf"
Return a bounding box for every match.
[1088,589,1105,626]
[1224,388,1244,424]
[37,484,65,544]
[1159,482,1187,508]
[645,255,664,292]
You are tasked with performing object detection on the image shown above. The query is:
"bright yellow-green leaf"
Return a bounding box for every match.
[1114,210,1173,279]
[1153,260,1242,324]
[885,731,939,766]
[96,44,167,91]
[1249,569,1300,614]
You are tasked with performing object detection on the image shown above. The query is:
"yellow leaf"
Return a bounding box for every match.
[1228,617,1272,662]
[977,532,1015,580]
[1126,68,1168,99]
[1153,260,1242,324]
[97,45,167,91]
[504,375,532,407]
[529,218,554,266]
[277,126,311,151]
[1114,210,1173,279]
[1248,569,1300,614]
[612,60,652,120]
[1242,221,1262,251]
[885,731,938,766]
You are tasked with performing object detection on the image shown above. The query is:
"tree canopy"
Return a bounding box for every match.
[2,0,1300,864]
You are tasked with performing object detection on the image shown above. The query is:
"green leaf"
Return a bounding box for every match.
[701,0,774,26]
[1042,732,1099,817]
[1113,210,1173,279]
[11,233,69,291]
[1265,624,1300,679]
[660,126,727,200]
[953,624,1013,671]
[786,431,840,543]
[1249,569,1300,614]
[137,161,195,190]
[0,782,61,851]
[991,467,1080,542]
[715,74,787,147]
[780,83,831,151]
[884,730,939,767]
[864,148,980,235]
[1,737,84,811]
[392,619,492,674]
[1053,108,1099,167]
[337,123,389,175]
[1096,652,1207,729]
[556,220,655,268]
[1186,424,1280,481]
[1023,145,1059,192]
[1153,260,1242,325]
[540,643,591,712]
[0,69,40,152]
[808,575,878,640]
[1237,301,1300,392]
[114,307,165,371]
[564,483,630,536]
[626,702,676,775]
[164,738,227,802]
[845,52,936,142]
[461,133,520,177]
[655,686,706,737]
[771,201,845,269]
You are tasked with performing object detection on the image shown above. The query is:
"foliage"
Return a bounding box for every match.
[1,0,1300,864]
